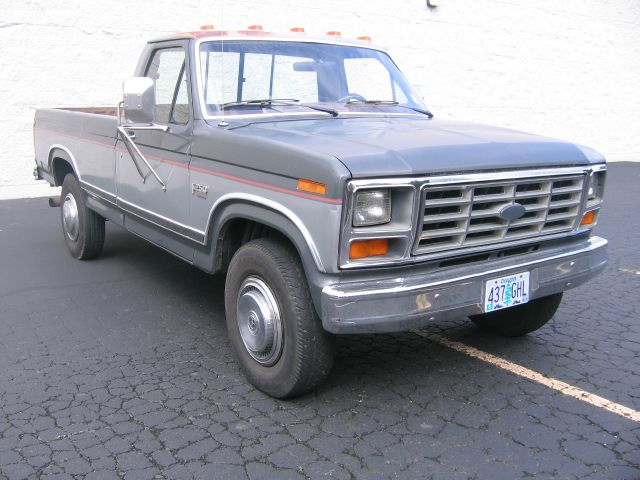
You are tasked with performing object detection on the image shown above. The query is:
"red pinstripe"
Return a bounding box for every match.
[36,127,343,205]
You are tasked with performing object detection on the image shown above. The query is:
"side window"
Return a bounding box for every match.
[146,48,190,125]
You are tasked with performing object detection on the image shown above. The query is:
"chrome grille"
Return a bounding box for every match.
[414,175,585,256]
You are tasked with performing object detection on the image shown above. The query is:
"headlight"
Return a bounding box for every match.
[588,172,601,200]
[587,170,606,203]
[353,189,392,226]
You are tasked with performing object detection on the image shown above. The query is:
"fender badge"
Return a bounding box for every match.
[191,183,209,199]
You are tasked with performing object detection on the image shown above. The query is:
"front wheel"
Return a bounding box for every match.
[224,238,334,398]
[60,174,105,260]
[470,293,563,337]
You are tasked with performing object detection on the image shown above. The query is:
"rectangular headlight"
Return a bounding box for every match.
[587,171,605,200]
[353,189,392,226]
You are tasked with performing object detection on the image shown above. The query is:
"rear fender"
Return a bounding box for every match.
[48,145,79,185]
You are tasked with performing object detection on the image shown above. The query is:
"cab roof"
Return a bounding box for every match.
[148,29,385,50]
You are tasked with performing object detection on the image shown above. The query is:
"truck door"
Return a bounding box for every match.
[116,43,198,249]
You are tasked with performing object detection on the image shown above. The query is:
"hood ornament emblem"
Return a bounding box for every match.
[498,203,526,221]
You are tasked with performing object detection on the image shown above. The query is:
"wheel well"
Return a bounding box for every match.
[51,157,75,186]
[215,218,294,273]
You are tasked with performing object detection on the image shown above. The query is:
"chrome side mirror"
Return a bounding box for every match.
[122,77,155,124]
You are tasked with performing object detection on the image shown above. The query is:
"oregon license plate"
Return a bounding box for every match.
[483,272,530,312]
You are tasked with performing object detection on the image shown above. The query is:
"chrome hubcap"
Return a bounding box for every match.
[62,193,79,241]
[237,276,283,366]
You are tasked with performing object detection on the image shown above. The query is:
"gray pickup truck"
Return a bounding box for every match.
[34,28,608,398]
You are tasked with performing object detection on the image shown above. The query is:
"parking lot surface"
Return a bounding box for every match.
[0,163,638,479]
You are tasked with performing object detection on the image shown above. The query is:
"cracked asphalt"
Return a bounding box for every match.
[0,163,638,479]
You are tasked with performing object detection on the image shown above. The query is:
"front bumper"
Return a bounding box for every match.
[321,236,607,334]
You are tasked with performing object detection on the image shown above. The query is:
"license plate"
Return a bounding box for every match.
[483,272,530,312]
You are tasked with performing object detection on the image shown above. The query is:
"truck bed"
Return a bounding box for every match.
[34,107,119,195]
[58,106,118,116]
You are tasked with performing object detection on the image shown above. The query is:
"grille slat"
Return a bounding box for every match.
[423,213,469,223]
[546,212,578,221]
[424,197,472,206]
[467,223,507,234]
[414,175,585,256]
[551,186,583,194]
[548,199,581,208]
[419,226,467,239]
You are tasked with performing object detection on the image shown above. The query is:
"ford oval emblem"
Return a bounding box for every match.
[499,203,526,221]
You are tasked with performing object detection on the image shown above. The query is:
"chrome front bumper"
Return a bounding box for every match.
[321,236,608,334]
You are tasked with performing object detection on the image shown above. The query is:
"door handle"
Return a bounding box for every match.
[127,131,136,140]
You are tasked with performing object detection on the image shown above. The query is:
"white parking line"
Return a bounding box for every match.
[620,268,640,276]
[413,331,640,423]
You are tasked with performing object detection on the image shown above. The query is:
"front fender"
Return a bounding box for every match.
[192,197,334,313]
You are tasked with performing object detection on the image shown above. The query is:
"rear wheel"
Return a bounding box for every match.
[60,174,105,260]
[225,238,334,398]
[470,293,563,337]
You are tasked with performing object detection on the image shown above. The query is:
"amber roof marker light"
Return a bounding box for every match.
[290,27,305,32]
[326,31,341,36]
[357,35,372,41]
[248,24,264,31]
[200,24,215,30]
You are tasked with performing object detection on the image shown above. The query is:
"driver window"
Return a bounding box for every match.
[146,48,190,125]
[344,57,394,101]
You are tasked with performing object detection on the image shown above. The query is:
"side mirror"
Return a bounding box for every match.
[122,77,155,124]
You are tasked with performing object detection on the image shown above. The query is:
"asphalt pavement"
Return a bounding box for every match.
[0,163,638,479]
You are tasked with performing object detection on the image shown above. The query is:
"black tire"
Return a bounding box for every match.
[224,238,334,398]
[60,173,105,260]
[470,292,563,337]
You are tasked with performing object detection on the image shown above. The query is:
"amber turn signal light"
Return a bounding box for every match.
[349,239,389,260]
[581,210,596,226]
[297,179,327,195]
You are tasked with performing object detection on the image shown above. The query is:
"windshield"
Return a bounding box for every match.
[198,40,427,116]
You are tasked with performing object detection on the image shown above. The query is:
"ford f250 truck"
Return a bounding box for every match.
[34,28,608,398]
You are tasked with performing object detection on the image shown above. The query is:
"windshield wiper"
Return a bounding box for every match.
[301,104,339,117]
[346,99,434,118]
[222,98,300,108]
[221,98,338,117]
[399,106,434,118]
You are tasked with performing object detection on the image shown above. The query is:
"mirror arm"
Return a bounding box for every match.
[116,125,167,192]
[123,124,169,132]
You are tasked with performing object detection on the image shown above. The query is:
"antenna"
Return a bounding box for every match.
[218,0,228,127]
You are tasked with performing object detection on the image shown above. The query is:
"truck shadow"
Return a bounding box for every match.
[99,222,539,401]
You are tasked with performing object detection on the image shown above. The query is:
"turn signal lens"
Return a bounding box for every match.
[248,24,263,30]
[297,179,327,195]
[581,210,596,226]
[349,239,389,259]
[357,35,372,41]
[290,27,305,32]
[326,30,341,36]
[200,24,215,30]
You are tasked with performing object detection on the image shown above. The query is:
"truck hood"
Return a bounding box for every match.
[234,116,603,178]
